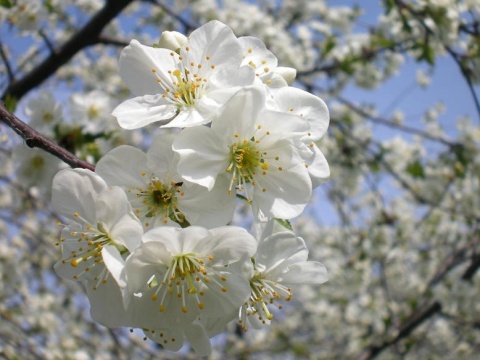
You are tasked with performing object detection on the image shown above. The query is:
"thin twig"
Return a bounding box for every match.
[0,38,15,83]
[356,301,442,360]
[335,95,458,147]
[39,29,57,55]
[394,0,480,122]
[145,0,197,32]
[0,102,95,171]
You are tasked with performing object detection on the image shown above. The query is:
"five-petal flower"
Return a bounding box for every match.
[112,20,255,129]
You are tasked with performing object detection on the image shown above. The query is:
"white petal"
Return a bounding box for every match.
[119,39,177,96]
[173,126,228,190]
[179,178,236,228]
[181,20,242,70]
[112,94,177,130]
[238,36,278,76]
[185,321,212,357]
[306,144,330,188]
[95,187,143,252]
[211,86,267,139]
[161,106,210,128]
[143,327,184,352]
[96,145,148,189]
[254,143,312,219]
[201,273,251,318]
[52,168,107,223]
[256,232,308,274]
[272,87,329,139]
[123,239,171,295]
[208,64,256,89]
[281,261,329,285]
[192,226,257,264]
[146,134,178,179]
[102,245,127,288]
[86,277,133,328]
[274,66,297,85]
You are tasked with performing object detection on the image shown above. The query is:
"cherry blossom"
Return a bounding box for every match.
[112,20,255,129]
[173,86,313,219]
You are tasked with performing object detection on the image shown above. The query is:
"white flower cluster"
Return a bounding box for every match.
[52,20,329,356]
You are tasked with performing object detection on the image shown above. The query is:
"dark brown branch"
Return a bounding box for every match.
[95,35,130,48]
[1,0,134,102]
[462,253,480,281]
[357,301,442,360]
[0,102,95,171]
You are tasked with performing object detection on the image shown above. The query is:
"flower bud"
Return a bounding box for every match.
[158,31,188,53]
[274,66,297,85]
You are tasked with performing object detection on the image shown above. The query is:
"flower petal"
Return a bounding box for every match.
[272,87,329,139]
[95,187,143,252]
[96,145,148,189]
[181,20,242,71]
[112,94,177,130]
[174,126,228,190]
[52,168,107,224]
[281,261,329,285]
[102,244,127,288]
[119,39,177,96]
[180,178,236,228]
[191,226,257,264]
[256,231,308,274]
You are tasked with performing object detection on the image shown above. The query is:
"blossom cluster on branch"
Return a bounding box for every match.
[2,0,480,358]
[51,20,329,356]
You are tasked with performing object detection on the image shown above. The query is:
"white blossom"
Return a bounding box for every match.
[112,20,255,129]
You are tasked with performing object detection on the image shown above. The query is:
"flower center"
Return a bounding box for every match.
[238,271,292,331]
[152,51,216,110]
[149,253,228,314]
[225,134,271,200]
[87,105,100,118]
[134,178,187,227]
[31,155,45,169]
[42,112,54,123]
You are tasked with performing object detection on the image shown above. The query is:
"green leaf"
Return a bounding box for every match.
[382,0,395,14]
[323,36,336,56]
[0,0,14,9]
[4,94,17,112]
[420,44,436,65]
[44,0,54,12]
[275,218,293,231]
[406,160,425,178]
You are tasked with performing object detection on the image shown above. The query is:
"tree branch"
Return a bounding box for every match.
[357,301,442,360]
[394,0,480,122]
[1,0,135,102]
[0,102,95,171]
[145,0,197,32]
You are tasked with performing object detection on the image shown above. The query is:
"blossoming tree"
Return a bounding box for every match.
[0,0,479,359]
